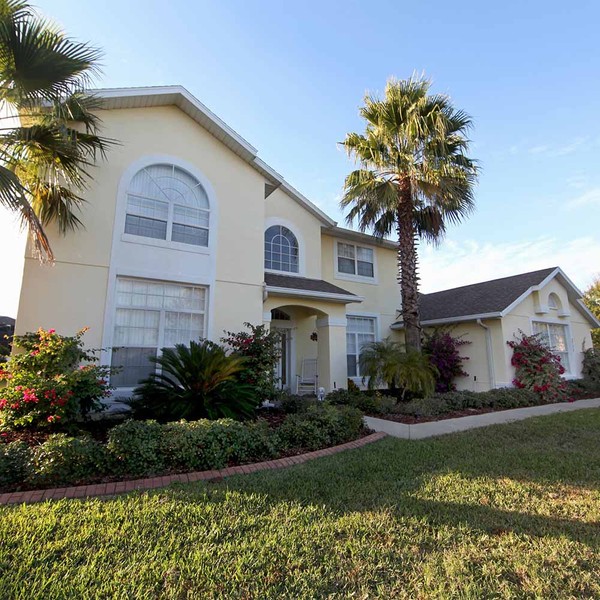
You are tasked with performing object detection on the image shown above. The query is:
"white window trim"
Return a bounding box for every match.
[346,312,380,384]
[110,276,208,393]
[334,239,378,285]
[264,217,306,276]
[529,316,575,378]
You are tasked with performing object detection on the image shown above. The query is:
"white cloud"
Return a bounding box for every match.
[419,236,600,294]
[566,187,600,209]
[527,137,589,158]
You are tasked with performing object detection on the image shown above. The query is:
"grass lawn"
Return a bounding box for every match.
[1,410,600,598]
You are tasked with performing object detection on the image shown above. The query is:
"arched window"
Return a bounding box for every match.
[264,225,299,273]
[125,164,209,247]
[548,293,562,310]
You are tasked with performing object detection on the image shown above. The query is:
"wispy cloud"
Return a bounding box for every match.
[566,187,600,208]
[527,136,589,157]
[420,236,600,294]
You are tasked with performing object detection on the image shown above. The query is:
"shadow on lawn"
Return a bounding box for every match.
[171,411,600,548]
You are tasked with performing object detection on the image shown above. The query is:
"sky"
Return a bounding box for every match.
[1,0,599,317]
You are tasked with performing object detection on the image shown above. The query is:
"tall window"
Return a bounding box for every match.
[337,242,374,278]
[346,316,376,377]
[111,278,207,387]
[125,164,210,247]
[532,321,570,373]
[264,225,299,273]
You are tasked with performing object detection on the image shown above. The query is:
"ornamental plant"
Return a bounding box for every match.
[0,328,111,429]
[423,329,470,393]
[507,331,568,403]
[222,323,281,401]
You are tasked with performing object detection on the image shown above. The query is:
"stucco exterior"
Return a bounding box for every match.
[14,86,597,398]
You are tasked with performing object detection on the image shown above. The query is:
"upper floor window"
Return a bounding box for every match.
[265,225,299,273]
[125,164,209,247]
[337,242,374,278]
[548,293,561,310]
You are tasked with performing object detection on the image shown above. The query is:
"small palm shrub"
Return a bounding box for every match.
[130,340,259,422]
[359,339,437,399]
[0,328,111,429]
[508,332,567,402]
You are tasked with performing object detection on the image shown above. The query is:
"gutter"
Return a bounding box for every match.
[477,319,496,389]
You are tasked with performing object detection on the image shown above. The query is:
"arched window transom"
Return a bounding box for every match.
[125,164,209,247]
[548,293,561,310]
[264,225,299,273]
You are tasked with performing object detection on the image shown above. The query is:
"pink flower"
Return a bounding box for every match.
[48,329,56,334]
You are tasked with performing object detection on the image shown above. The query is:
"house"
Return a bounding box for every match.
[392,268,599,391]
[13,86,598,398]
[14,86,402,396]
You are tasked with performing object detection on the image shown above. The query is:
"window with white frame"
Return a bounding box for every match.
[264,225,299,273]
[532,321,570,373]
[346,316,376,377]
[125,164,210,247]
[337,242,374,278]
[111,278,207,387]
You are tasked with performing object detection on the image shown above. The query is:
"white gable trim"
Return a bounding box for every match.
[94,86,336,227]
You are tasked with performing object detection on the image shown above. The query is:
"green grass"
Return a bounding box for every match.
[2,410,600,599]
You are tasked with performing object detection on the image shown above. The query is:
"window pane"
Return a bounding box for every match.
[357,260,374,277]
[264,225,299,272]
[127,195,169,220]
[356,247,373,262]
[110,347,156,387]
[173,205,209,228]
[338,243,355,259]
[347,354,357,377]
[338,257,355,274]
[172,223,209,246]
[347,317,376,334]
[164,311,204,346]
[125,215,167,240]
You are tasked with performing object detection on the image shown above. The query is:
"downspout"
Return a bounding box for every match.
[477,319,496,389]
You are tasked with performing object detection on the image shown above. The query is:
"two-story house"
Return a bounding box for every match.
[14,86,598,398]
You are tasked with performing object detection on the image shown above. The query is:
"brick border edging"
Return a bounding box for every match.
[0,432,387,506]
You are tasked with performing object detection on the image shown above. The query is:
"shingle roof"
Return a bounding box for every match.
[417,267,558,323]
[264,273,356,297]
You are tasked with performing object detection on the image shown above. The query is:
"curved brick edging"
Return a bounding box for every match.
[0,432,387,506]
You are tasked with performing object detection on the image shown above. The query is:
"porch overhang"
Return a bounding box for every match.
[264,273,363,305]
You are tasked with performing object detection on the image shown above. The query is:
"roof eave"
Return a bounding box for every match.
[390,312,503,329]
[265,285,363,304]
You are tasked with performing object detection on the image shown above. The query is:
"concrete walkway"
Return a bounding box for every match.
[364,397,600,440]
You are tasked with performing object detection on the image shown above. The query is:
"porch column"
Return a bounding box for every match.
[316,316,347,392]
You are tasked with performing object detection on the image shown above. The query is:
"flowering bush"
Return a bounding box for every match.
[222,323,281,401]
[508,331,568,403]
[423,329,470,393]
[0,328,111,429]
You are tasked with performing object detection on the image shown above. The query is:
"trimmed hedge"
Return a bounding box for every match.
[0,404,365,491]
[393,388,542,419]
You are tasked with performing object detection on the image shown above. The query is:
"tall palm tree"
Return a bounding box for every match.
[0,0,111,261]
[341,75,478,351]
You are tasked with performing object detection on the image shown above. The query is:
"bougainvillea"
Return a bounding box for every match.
[222,323,281,401]
[0,328,112,429]
[508,331,568,403]
[423,330,470,393]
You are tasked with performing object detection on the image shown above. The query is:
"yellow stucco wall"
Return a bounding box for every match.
[321,233,402,341]
[16,105,268,343]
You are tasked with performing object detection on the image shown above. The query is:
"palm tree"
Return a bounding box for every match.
[341,75,478,351]
[0,0,111,261]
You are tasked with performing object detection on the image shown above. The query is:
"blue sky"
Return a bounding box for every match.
[1,0,599,316]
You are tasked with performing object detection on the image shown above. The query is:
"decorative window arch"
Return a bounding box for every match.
[125,164,210,247]
[264,225,299,273]
[548,293,562,311]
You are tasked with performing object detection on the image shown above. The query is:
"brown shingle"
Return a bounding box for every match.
[264,272,356,296]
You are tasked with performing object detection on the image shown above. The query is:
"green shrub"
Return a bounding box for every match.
[277,391,319,414]
[0,441,31,487]
[582,348,600,387]
[107,420,164,476]
[394,387,543,418]
[28,434,109,487]
[276,404,363,451]
[161,419,277,471]
[325,388,396,415]
[130,340,258,422]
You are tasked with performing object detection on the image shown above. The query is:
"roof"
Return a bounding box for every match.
[0,316,15,327]
[94,86,336,227]
[264,272,361,304]
[391,267,600,327]
[322,226,397,250]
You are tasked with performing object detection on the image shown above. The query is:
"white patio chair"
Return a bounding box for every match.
[296,358,318,395]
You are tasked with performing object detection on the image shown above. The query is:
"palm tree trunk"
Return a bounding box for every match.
[397,184,422,352]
